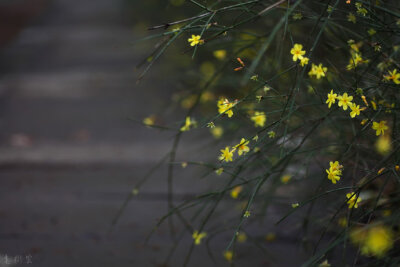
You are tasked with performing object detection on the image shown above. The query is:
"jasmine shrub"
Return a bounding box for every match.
[125,0,400,265]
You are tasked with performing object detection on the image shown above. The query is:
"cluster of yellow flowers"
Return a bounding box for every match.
[325,161,343,184]
[290,43,309,66]
[219,138,250,162]
[326,90,361,117]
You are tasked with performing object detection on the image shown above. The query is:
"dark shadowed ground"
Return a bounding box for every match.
[0,1,315,266]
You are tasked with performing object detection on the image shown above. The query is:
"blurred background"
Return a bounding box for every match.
[0,0,312,266]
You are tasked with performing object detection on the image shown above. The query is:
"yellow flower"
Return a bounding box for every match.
[349,104,361,118]
[281,174,292,184]
[219,146,234,162]
[237,232,247,243]
[265,232,276,242]
[326,89,337,108]
[180,116,196,132]
[215,167,224,175]
[223,250,233,262]
[217,98,235,118]
[346,192,362,209]
[308,63,327,79]
[347,12,356,23]
[268,131,276,138]
[375,134,392,155]
[230,186,242,199]
[210,126,223,139]
[326,161,343,184]
[251,111,266,127]
[372,121,388,136]
[290,43,306,61]
[243,210,251,218]
[235,138,250,156]
[337,93,353,111]
[361,225,394,258]
[300,56,309,66]
[143,115,156,126]
[213,49,227,60]
[188,34,202,46]
[318,260,331,267]
[192,230,207,245]
[384,69,400,84]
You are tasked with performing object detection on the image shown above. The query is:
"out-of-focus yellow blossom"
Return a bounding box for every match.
[281,174,292,184]
[253,147,260,153]
[217,98,236,118]
[207,122,215,128]
[253,135,258,141]
[265,232,276,242]
[192,231,207,245]
[368,28,376,36]
[143,115,156,126]
[352,225,394,258]
[223,250,233,262]
[326,161,343,184]
[318,260,331,267]
[200,91,214,102]
[326,90,337,108]
[338,93,353,111]
[377,167,385,175]
[361,119,368,125]
[372,120,388,136]
[215,167,224,175]
[371,100,377,110]
[308,63,327,79]
[230,186,242,199]
[200,61,215,79]
[300,57,309,66]
[350,104,361,118]
[250,75,258,81]
[180,116,196,132]
[211,126,223,139]
[384,69,400,84]
[243,210,251,217]
[338,217,348,228]
[237,232,247,243]
[375,134,391,155]
[235,138,250,156]
[213,49,226,60]
[355,3,368,16]
[347,13,356,23]
[292,203,299,208]
[290,43,306,61]
[362,226,394,257]
[188,34,202,46]
[268,131,276,138]
[251,111,266,127]
[181,162,188,168]
[292,12,303,20]
[263,86,271,93]
[346,192,362,209]
[383,209,392,217]
[219,146,234,162]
